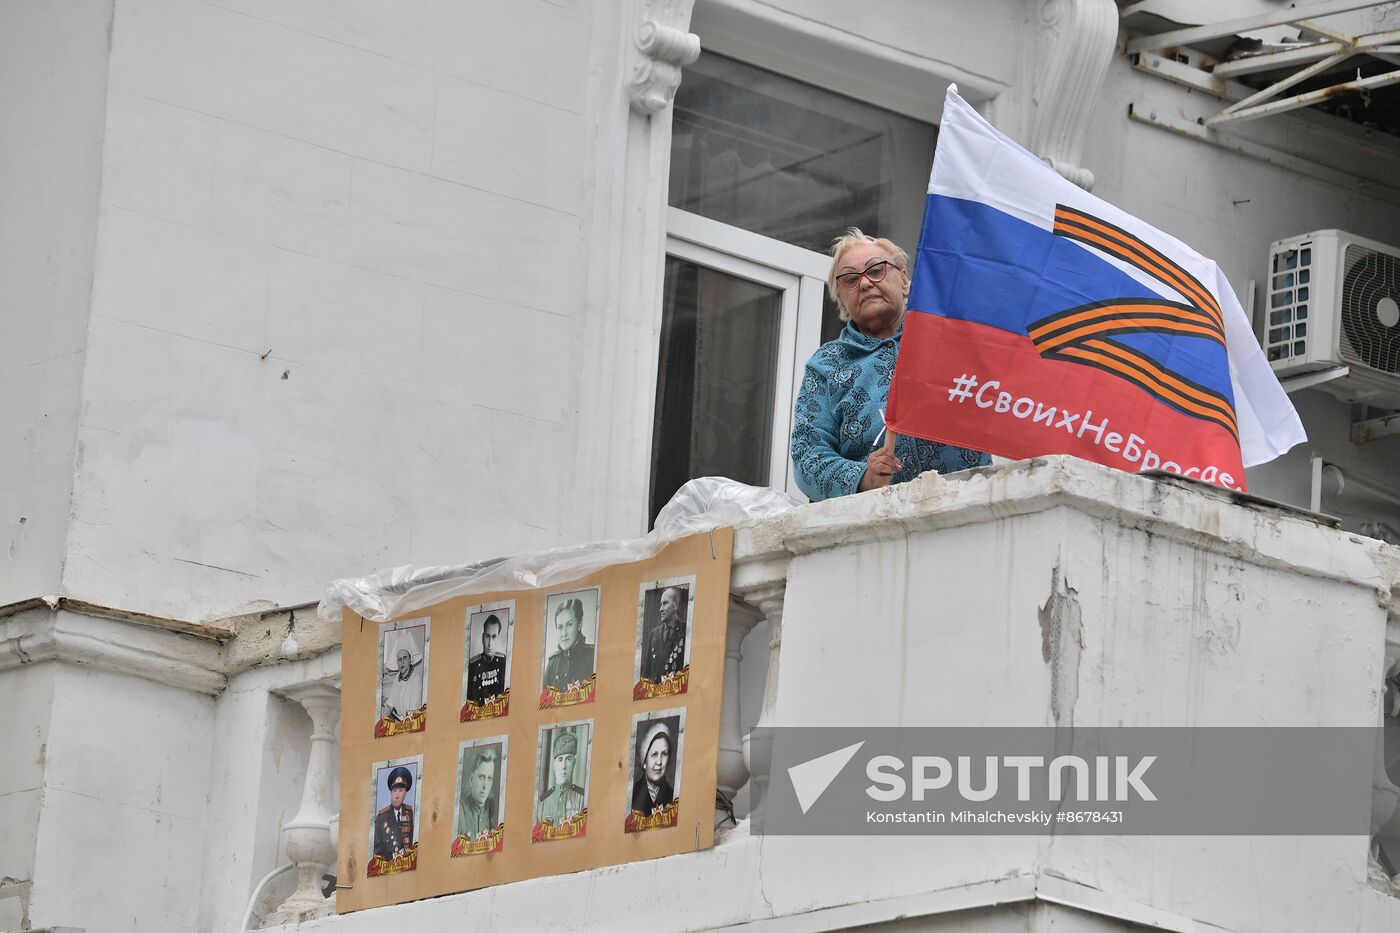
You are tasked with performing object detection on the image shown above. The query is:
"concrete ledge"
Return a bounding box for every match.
[0,605,226,694]
[0,595,235,639]
[741,457,1400,599]
[708,871,1202,932]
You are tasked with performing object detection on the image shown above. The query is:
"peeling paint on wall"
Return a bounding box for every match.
[1039,562,1082,726]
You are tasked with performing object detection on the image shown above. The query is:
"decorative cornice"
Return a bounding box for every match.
[0,605,227,695]
[627,0,701,115]
[0,599,341,696]
[0,595,234,640]
[1027,0,1119,190]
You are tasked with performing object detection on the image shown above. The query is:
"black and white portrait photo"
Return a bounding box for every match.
[540,587,600,707]
[633,577,694,699]
[625,709,684,832]
[532,721,592,841]
[375,618,429,737]
[461,601,513,721]
[452,736,507,856]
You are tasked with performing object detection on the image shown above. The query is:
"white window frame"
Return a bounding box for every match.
[664,206,831,498]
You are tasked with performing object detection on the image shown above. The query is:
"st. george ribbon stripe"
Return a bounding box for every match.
[1028,303,1223,348]
[1046,340,1239,433]
[1027,205,1240,441]
[1052,205,1225,332]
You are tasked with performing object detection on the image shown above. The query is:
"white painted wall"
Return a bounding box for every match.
[0,0,112,603]
[0,662,54,929]
[0,607,346,933]
[27,663,216,932]
[760,499,1383,929]
[63,0,599,620]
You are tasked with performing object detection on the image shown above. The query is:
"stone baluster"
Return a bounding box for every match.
[737,580,786,815]
[271,681,341,924]
[717,598,762,811]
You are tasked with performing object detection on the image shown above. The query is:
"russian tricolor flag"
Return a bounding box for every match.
[887,88,1305,491]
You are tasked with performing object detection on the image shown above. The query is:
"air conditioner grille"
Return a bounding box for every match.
[1265,244,1310,362]
[1340,244,1400,375]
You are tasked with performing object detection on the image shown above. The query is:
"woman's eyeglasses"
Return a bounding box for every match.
[834,259,898,291]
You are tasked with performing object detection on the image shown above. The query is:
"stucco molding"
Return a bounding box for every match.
[628,0,701,115]
[1028,0,1119,190]
[0,594,235,639]
[0,606,227,694]
[568,0,700,541]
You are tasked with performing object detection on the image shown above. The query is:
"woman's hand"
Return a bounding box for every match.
[858,447,903,492]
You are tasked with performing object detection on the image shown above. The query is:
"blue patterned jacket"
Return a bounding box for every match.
[790,321,989,502]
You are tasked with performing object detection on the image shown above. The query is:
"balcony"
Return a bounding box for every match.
[3,456,1399,932]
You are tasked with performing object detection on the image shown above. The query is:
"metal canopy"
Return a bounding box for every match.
[1125,0,1400,129]
[1125,0,1383,55]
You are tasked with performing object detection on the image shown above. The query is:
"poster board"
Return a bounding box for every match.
[337,528,733,913]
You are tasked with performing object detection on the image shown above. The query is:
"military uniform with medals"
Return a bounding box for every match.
[467,650,507,702]
[373,767,416,861]
[641,618,685,682]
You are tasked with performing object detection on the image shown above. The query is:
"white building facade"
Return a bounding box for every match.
[3,0,1400,930]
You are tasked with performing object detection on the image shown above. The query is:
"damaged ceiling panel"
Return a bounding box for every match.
[1122,0,1400,135]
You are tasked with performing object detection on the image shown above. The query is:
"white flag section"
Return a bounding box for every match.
[890,87,1305,478]
[1222,268,1311,466]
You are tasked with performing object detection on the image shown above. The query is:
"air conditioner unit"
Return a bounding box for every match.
[1264,229,1400,410]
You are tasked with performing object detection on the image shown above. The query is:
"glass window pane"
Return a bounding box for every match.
[670,52,936,343]
[650,257,783,526]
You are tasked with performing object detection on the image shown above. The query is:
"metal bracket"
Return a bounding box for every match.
[1127,56,1400,206]
[1280,365,1351,394]
[1351,409,1400,443]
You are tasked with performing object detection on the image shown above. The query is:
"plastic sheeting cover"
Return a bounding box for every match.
[317,477,799,625]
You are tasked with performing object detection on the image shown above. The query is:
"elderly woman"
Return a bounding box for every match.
[791,228,989,501]
[630,721,675,817]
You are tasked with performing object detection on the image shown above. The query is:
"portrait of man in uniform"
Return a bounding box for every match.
[533,722,591,841]
[367,757,422,875]
[375,619,429,736]
[626,710,684,833]
[462,602,513,720]
[633,577,694,698]
[540,588,599,706]
[452,738,506,854]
